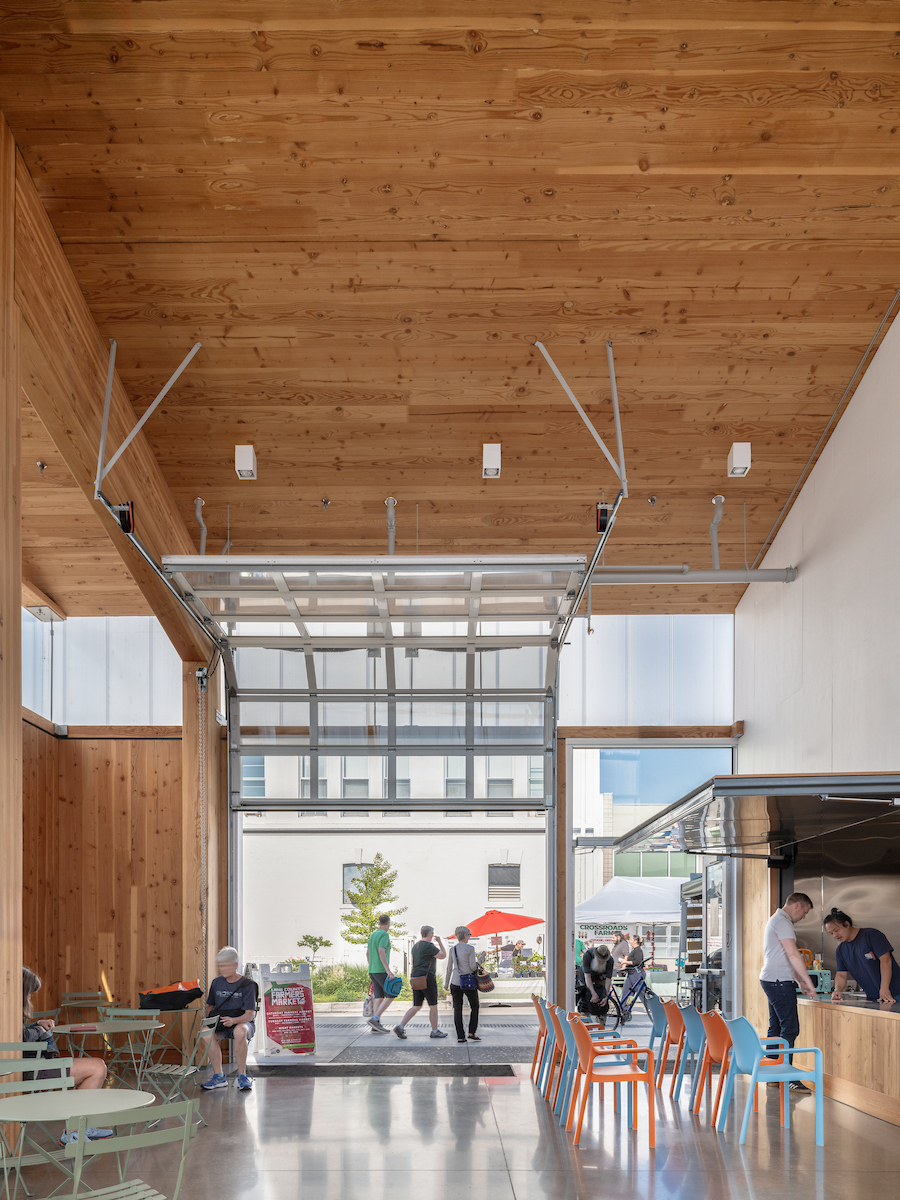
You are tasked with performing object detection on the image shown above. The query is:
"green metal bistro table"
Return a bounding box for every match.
[0,1087,154,1198]
[55,1021,163,1089]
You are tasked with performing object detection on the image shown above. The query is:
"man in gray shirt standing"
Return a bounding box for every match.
[760,892,817,1092]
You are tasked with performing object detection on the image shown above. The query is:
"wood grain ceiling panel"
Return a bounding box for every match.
[2,1,899,616]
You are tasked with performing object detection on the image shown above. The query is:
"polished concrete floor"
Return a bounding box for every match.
[17,1056,900,1200]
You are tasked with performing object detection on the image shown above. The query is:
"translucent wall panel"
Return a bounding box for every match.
[559,615,734,726]
[21,613,183,725]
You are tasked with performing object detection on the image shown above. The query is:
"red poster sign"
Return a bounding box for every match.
[263,980,315,1054]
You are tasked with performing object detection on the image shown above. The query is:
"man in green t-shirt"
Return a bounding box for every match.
[366,913,396,1032]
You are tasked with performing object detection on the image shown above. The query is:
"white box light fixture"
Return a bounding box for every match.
[727,442,751,478]
[235,444,257,480]
[482,443,501,478]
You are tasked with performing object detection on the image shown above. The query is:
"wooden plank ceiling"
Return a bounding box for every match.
[4,1,900,616]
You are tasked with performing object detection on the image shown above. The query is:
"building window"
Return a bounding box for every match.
[487,756,513,799]
[445,755,466,799]
[529,756,544,800]
[613,850,698,877]
[382,810,411,817]
[669,852,697,877]
[383,756,411,801]
[342,757,369,799]
[488,863,521,904]
[444,811,473,817]
[343,862,373,905]
[242,756,265,798]
[300,756,327,800]
[486,811,514,817]
[613,852,641,877]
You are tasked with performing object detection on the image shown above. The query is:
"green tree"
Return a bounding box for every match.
[340,853,408,945]
[292,934,333,969]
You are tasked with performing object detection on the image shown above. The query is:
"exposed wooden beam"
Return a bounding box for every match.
[21,576,65,620]
[558,724,743,739]
[0,111,22,1049]
[13,155,209,660]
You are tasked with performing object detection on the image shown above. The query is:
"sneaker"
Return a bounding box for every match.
[237,1074,253,1091]
[430,1030,448,1039]
[789,1081,811,1093]
[201,1072,228,1090]
[369,1020,390,1034]
[468,1035,481,1042]
[58,1129,113,1147]
[367,1017,382,1031]
[394,1025,408,1039]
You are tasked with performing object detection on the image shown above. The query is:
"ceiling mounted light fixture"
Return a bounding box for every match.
[235,444,257,480]
[482,443,501,478]
[727,442,751,477]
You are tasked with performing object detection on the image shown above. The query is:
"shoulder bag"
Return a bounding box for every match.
[475,962,495,993]
[411,941,430,989]
[362,982,375,1018]
[454,945,477,991]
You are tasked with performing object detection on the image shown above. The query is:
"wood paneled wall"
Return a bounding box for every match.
[739,795,774,1032]
[22,713,228,1013]
[0,111,22,1047]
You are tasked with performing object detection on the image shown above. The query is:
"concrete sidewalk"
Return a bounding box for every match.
[249,1010,653,1068]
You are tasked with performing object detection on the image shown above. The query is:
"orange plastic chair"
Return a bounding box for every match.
[565,1013,655,1148]
[531,993,548,1082]
[656,1000,686,1092]
[694,1010,733,1125]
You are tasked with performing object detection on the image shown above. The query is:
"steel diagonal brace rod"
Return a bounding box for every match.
[555,488,626,655]
[534,340,628,497]
[94,338,201,496]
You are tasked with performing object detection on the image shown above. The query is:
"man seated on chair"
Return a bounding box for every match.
[201,947,258,1093]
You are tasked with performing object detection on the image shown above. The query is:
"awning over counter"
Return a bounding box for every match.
[614,773,900,859]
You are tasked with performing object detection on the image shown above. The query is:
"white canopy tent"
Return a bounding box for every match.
[575,876,690,925]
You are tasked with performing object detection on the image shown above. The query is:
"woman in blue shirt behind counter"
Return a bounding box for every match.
[825,907,900,1005]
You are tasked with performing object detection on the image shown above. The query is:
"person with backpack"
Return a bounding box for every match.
[393,926,448,1040]
[581,943,614,1024]
[201,946,259,1092]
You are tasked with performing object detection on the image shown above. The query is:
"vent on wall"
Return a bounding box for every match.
[488,863,521,904]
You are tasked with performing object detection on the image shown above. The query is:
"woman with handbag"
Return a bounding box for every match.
[393,926,448,1040]
[446,925,481,1044]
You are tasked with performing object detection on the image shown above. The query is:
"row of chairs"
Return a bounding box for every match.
[533,991,825,1147]
[0,1043,199,1199]
[531,996,656,1148]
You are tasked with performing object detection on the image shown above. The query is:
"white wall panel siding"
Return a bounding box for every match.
[21,609,51,717]
[559,615,733,726]
[735,315,900,774]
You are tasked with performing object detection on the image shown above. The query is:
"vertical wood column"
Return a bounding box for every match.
[0,113,22,1045]
[553,736,568,1005]
[182,659,223,991]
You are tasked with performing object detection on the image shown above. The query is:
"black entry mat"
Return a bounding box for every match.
[252,1063,516,1078]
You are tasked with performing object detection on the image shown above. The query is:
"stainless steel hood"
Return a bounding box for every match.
[614,773,900,859]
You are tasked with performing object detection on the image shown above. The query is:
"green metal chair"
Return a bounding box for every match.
[60,992,105,1024]
[144,1018,218,1124]
[61,1100,199,1200]
[0,1055,75,1191]
[97,1008,161,1082]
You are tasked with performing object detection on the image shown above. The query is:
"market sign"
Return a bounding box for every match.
[578,922,628,936]
[250,963,316,1063]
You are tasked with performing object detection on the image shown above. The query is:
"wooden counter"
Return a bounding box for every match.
[797,996,900,1125]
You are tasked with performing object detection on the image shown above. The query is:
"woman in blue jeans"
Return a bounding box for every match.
[446,925,480,1044]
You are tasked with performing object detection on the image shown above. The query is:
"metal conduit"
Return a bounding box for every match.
[589,567,796,585]
[385,496,397,555]
[709,495,725,569]
[194,497,207,556]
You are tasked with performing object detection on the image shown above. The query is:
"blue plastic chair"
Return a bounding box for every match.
[536,997,557,1095]
[678,1005,707,1106]
[645,991,668,1058]
[717,1016,823,1146]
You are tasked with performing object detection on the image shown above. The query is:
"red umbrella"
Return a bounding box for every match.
[452,909,544,938]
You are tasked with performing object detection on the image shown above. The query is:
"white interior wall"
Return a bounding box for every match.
[735,315,900,773]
